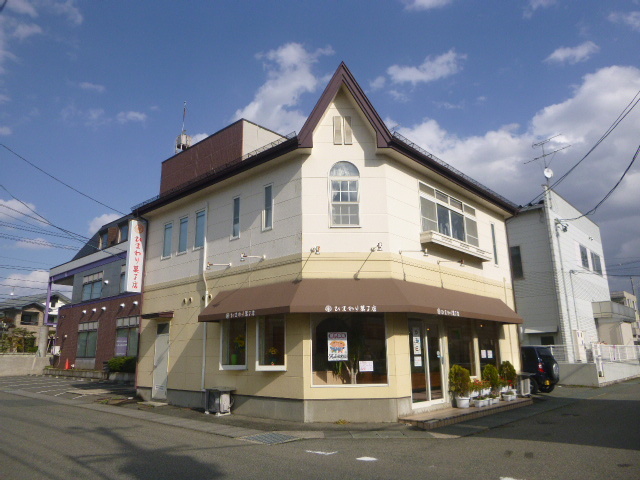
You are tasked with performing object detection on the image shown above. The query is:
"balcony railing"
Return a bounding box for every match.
[420,230,493,261]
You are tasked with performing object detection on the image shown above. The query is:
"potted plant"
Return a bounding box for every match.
[448,365,471,408]
[231,334,245,365]
[499,360,518,398]
[470,378,489,407]
[482,364,501,396]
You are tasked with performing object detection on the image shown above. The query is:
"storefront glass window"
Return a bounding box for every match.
[312,313,387,385]
[257,315,285,368]
[221,319,246,366]
[447,321,475,374]
[477,323,499,370]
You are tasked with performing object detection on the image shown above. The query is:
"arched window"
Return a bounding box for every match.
[329,161,359,226]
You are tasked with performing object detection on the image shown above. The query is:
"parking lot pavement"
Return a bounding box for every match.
[0,375,135,403]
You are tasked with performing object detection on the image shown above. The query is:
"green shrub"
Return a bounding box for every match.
[482,364,500,393]
[499,360,517,388]
[107,356,137,373]
[448,364,471,397]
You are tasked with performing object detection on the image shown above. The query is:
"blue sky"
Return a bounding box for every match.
[1,0,639,300]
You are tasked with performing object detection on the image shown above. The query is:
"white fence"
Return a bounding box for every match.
[532,344,640,365]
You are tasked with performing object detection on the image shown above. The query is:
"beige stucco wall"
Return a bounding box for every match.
[137,84,521,410]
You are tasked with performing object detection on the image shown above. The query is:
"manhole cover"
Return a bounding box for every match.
[241,433,299,445]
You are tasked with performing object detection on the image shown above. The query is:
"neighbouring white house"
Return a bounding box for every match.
[131,63,523,422]
[506,188,636,362]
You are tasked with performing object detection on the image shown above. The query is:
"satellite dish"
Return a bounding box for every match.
[543,168,554,179]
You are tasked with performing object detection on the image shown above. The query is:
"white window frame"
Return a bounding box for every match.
[178,216,188,254]
[262,184,273,232]
[255,315,286,371]
[419,182,478,247]
[578,244,590,269]
[329,161,360,227]
[194,209,206,250]
[162,222,173,259]
[219,318,247,370]
[231,196,240,239]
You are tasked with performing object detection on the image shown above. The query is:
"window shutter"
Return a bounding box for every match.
[333,116,343,145]
[343,116,353,144]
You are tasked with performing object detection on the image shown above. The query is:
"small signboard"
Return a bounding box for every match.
[328,332,348,362]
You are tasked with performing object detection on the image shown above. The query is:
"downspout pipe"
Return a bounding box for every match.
[201,202,209,394]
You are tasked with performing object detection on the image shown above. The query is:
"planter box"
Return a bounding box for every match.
[455,396,470,409]
[502,393,517,402]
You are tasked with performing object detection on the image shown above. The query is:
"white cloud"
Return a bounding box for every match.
[5,0,38,18]
[608,11,640,32]
[403,0,453,11]
[390,90,409,103]
[0,198,35,220]
[47,0,83,25]
[234,42,334,133]
[0,270,55,299]
[396,66,640,283]
[387,49,466,85]
[88,213,120,236]
[79,82,105,93]
[0,126,11,135]
[191,133,209,145]
[524,0,556,18]
[0,94,9,104]
[11,22,42,41]
[116,111,147,124]
[369,76,386,91]
[545,41,599,65]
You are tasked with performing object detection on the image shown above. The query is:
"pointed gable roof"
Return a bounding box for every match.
[297,62,392,149]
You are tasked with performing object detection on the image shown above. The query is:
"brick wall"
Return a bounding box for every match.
[55,294,141,369]
[160,121,244,194]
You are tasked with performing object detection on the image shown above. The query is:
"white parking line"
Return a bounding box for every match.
[36,388,72,394]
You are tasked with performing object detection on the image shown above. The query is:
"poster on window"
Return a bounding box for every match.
[328,332,348,362]
[411,327,422,355]
[359,361,373,372]
[115,336,128,357]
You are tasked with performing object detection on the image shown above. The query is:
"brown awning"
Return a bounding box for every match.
[198,279,522,324]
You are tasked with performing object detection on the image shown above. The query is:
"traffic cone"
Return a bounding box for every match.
[64,358,70,370]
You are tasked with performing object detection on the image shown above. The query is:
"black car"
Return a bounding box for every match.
[521,346,560,394]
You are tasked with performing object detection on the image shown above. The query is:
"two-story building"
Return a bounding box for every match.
[133,63,522,422]
[0,292,69,353]
[49,215,143,370]
[506,188,636,361]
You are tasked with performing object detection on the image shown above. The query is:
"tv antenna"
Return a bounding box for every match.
[526,134,571,185]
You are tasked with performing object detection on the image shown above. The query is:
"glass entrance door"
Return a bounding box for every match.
[409,319,444,405]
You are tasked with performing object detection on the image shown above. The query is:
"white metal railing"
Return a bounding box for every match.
[530,344,640,365]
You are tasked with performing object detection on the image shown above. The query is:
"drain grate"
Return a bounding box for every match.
[241,432,299,445]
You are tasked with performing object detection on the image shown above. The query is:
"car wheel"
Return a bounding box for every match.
[529,379,539,395]
[550,363,560,381]
[539,385,555,393]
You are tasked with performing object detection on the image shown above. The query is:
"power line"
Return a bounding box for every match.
[560,144,639,221]
[0,144,126,216]
[0,233,79,250]
[525,88,640,206]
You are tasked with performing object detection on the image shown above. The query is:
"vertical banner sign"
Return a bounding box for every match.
[327,332,348,362]
[125,219,146,293]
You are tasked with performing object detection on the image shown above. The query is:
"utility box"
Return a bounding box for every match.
[205,388,234,415]
[517,374,531,397]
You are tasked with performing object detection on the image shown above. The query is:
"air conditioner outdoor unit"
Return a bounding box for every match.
[205,388,234,416]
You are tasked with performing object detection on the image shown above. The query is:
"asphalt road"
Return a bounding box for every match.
[0,377,638,480]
